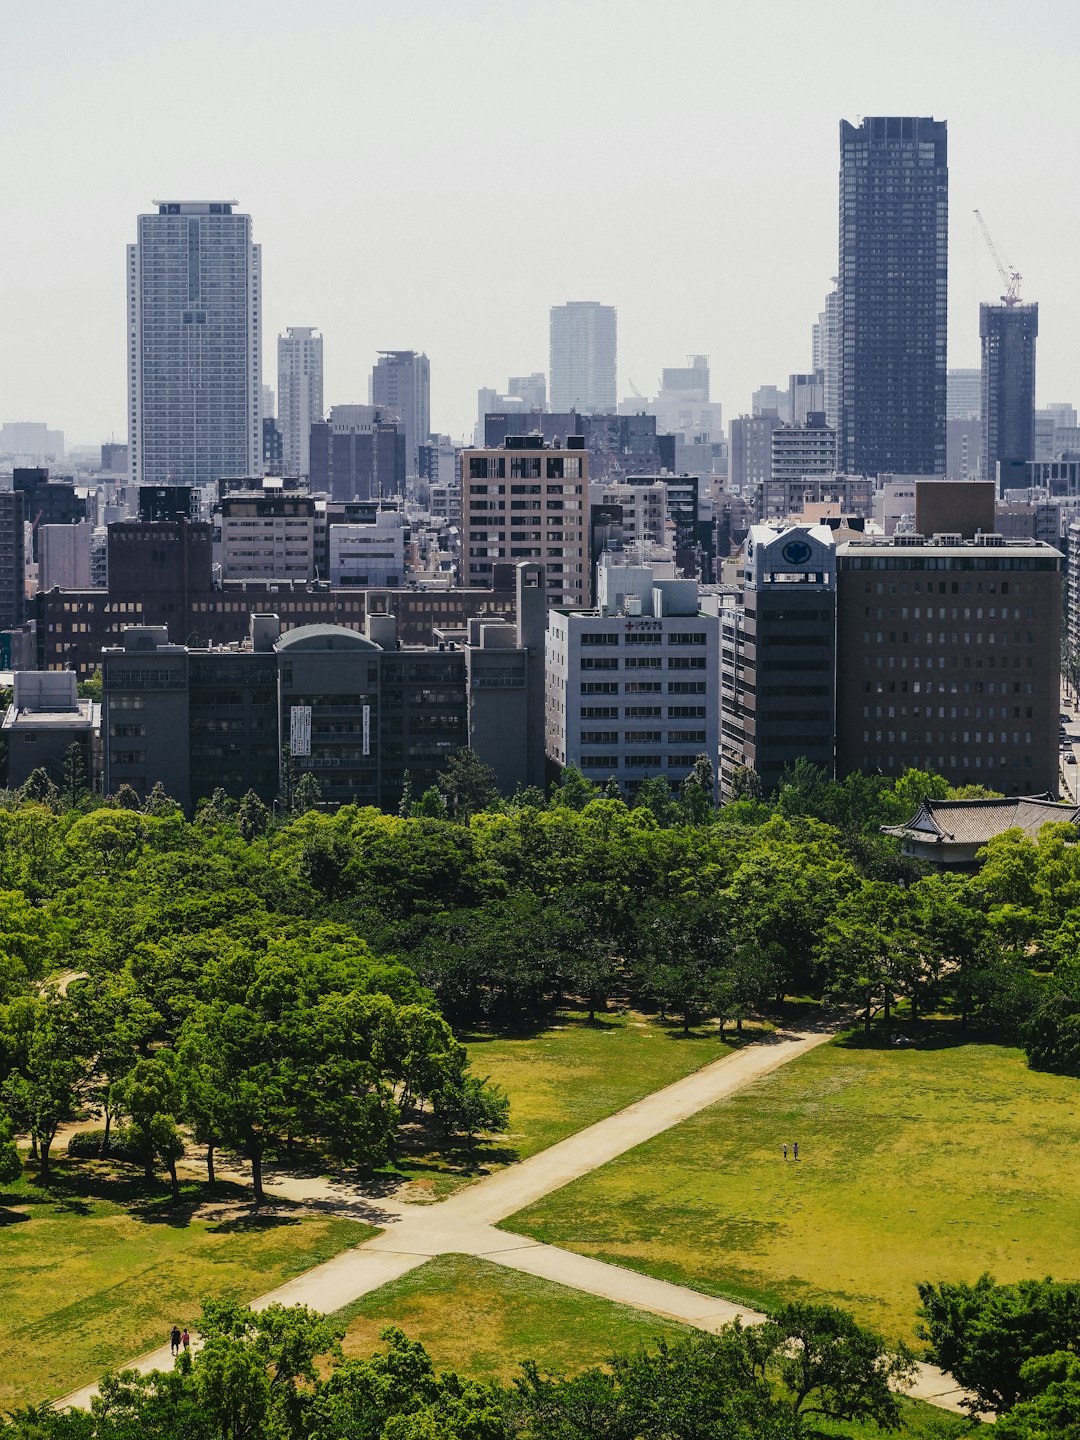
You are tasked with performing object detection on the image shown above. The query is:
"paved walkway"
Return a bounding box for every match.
[54,1021,974,1416]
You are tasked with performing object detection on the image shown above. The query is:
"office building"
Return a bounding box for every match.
[834,530,1062,794]
[816,283,841,430]
[460,434,588,606]
[729,412,782,501]
[789,372,825,427]
[946,419,981,481]
[838,118,948,476]
[38,521,93,591]
[549,302,617,413]
[101,564,544,811]
[484,411,674,482]
[128,201,261,487]
[0,490,26,630]
[278,327,323,478]
[763,414,837,518]
[752,385,791,422]
[716,524,836,796]
[218,492,316,581]
[371,351,430,479]
[0,423,64,462]
[508,373,547,411]
[947,368,981,422]
[2,671,100,792]
[310,406,407,501]
[981,303,1038,490]
[545,557,719,796]
[100,442,129,474]
[328,511,407,588]
[14,469,89,558]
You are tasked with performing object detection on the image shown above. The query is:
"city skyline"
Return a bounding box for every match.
[2,1,1079,446]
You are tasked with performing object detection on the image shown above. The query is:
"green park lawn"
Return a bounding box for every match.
[0,1162,374,1409]
[391,1007,741,1199]
[504,1027,1080,1347]
[334,1253,968,1438]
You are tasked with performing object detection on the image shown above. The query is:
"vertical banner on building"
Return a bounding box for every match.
[362,704,371,757]
[290,705,312,757]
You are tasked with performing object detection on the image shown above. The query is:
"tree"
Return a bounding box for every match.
[763,1301,915,1429]
[679,754,716,824]
[0,1111,22,1186]
[111,1054,186,1201]
[143,782,181,817]
[237,789,271,842]
[437,749,499,820]
[61,743,87,809]
[818,881,922,1031]
[111,782,141,811]
[728,764,763,801]
[1022,987,1080,1077]
[398,771,414,818]
[2,993,91,1180]
[917,1273,1080,1414]
[433,1074,510,1148]
[413,786,446,818]
[71,971,161,1153]
[995,1351,1080,1439]
[547,765,596,811]
[17,769,60,811]
[277,744,299,816]
[293,771,322,815]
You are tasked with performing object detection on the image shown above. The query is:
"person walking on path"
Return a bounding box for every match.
[170,1326,181,1357]
[793,1141,799,1161]
[180,1328,190,1353]
[782,1143,788,1160]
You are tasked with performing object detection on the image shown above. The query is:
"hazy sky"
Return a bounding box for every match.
[2,0,1079,447]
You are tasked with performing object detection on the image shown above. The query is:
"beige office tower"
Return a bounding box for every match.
[459,434,588,607]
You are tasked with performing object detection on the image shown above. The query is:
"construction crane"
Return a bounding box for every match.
[973,209,1023,306]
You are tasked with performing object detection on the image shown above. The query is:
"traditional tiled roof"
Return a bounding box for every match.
[883,795,1080,847]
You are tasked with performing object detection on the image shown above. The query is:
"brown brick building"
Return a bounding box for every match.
[835,534,1063,795]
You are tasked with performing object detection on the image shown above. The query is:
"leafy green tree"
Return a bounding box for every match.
[818,880,922,1031]
[293,771,322,814]
[71,971,161,1152]
[413,785,446,818]
[679,754,716,824]
[1022,986,1080,1076]
[633,774,680,827]
[17,769,60,811]
[437,748,499,820]
[142,782,181,817]
[434,1073,510,1148]
[111,782,141,811]
[728,764,763,801]
[2,993,91,1180]
[547,764,596,811]
[0,1110,21,1186]
[61,743,87,809]
[917,1273,1080,1414]
[995,1351,1080,1439]
[237,789,271,842]
[398,770,414,818]
[111,1054,185,1200]
[763,1301,915,1428]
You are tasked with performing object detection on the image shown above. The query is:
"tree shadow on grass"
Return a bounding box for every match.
[0,1205,30,1225]
[208,1213,303,1235]
[835,1016,1014,1053]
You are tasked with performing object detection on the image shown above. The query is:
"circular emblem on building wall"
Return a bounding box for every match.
[781,538,813,566]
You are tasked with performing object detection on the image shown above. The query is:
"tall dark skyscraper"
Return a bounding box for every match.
[980,302,1038,490]
[838,117,948,477]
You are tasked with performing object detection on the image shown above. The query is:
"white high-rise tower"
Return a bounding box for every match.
[549,301,617,413]
[127,201,261,488]
[278,327,323,478]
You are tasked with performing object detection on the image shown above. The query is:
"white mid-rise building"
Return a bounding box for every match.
[278,327,323,479]
[549,302,617,414]
[328,514,406,588]
[545,557,719,796]
[128,201,261,488]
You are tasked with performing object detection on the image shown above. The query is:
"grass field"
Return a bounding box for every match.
[334,1253,970,1438]
[504,1027,1080,1345]
[390,1008,740,1198]
[0,1162,374,1408]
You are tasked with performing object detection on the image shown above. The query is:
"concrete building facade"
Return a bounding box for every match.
[981,303,1038,489]
[277,327,323,479]
[835,533,1062,794]
[370,351,430,480]
[545,558,719,797]
[461,435,588,607]
[549,302,617,414]
[218,493,316,581]
[838,118,948,477]
[128,201,261,488]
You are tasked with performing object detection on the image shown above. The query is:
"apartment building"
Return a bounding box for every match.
[218,493,316,581]
[460,434,587,607]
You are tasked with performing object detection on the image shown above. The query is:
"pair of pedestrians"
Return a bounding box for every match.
[781,1141,800,1161]
[169,1326,190,1357]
